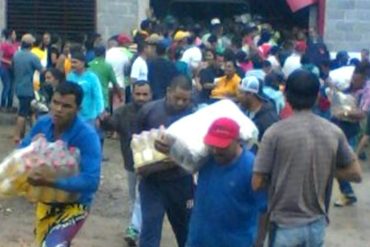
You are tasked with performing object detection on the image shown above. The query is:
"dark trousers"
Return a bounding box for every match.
[139,175,193,247]
[0,66,13,108]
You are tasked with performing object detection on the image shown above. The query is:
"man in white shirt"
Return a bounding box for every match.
[130,38,157,83]
[181,35,202,76]
[282,41,306,79]
[106,38,131,89]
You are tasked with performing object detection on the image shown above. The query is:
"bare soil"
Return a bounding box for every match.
[0,126,369,247]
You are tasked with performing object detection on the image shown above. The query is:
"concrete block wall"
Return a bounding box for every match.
[324,0,370,52]
[0,0,5,30]
[97,0,138,39]
[97,0,149,41]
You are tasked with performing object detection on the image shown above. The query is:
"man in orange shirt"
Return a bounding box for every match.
[205,58,241,101]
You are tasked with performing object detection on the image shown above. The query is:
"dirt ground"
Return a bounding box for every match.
[0,125,369,247]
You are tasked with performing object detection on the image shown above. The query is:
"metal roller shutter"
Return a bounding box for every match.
[7,0,96,39]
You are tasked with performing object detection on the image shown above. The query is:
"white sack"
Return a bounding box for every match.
[166,99,259,173]
[328,66,355,91]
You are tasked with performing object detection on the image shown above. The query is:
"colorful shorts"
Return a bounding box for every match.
[35,203,89,247]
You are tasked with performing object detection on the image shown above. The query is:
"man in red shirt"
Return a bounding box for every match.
[0,29,18,112]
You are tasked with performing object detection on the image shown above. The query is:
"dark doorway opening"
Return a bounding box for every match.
[150,0,309,30]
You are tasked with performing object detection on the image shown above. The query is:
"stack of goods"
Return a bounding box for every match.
[0,137,80,203]
[328,89,357,122]
[166,99,259,173]
[131,128,173,175]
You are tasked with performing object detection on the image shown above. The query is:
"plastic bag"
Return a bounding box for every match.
[166,99,259,173]
[131,128,174,175]
[328,89,357,122]
[0,137,80,203]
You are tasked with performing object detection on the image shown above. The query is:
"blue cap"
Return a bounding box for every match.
[239,76,266,100]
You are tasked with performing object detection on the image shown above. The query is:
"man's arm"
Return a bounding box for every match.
[250,165,269,247]
[252,129,275,191]
[336,131,362,183]
[100,106,124,133]
[252,172,269,191]
[203,83,216,90]
[344,109,366,121]
[33,55,45,73]
[336,159,362,183]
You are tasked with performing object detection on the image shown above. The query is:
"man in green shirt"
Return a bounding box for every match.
[89,45,121,110]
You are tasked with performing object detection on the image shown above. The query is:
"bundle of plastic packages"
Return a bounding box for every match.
[166,99,259,173]
[0,136,80,203]
[328,88,357,122]
[328,66,355,91]
[131,128,174,176]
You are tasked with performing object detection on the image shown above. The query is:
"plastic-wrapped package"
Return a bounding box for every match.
[166,99,259,173]
[328,89,357,122]
[131,128,174,175]
[328,66,355,91]
[0,137,80,203]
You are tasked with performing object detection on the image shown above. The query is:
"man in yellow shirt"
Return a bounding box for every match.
[206,58,241,101]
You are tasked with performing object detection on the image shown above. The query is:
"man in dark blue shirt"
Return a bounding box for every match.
[136,75,193,247]
[21,82,101,246]
[148,42,179,100]
[187,117,267,247]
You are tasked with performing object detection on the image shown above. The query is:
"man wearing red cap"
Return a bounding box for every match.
[186,117,267,247]
[106,34,133,106]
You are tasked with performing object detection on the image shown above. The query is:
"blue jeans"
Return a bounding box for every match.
[269,217,327,247]
[337,136,356,196]
[127,171,142,232]
[0,66,13,108]
[139,175,193,247]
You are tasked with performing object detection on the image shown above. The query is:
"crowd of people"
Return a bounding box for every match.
[0,12,368,247]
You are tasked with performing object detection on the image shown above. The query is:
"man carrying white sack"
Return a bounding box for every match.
[136,75,194,247]
[185,117,267,247]
[19,82,102,247]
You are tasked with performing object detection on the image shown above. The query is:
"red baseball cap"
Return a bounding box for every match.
[295,41,307,53]
[117,34,132,45]
[204,118,240,148]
